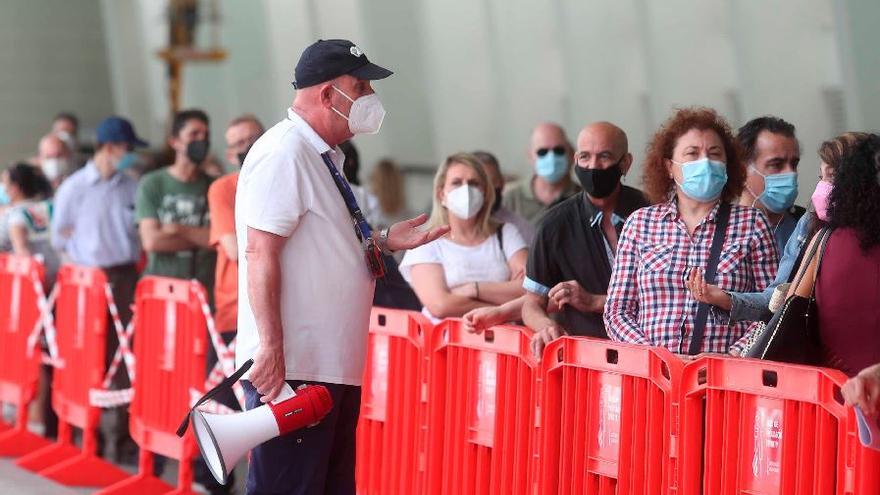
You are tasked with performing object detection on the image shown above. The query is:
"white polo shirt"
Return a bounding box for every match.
[235,108,375,386]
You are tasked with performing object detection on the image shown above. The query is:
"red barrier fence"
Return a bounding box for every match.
[356,308,432,495]
[97,276,209,495]
[0,253,51,457]
[537,337,683,495]
[679,356,880,495]
[16,265,129,487]
[424,321,538,495]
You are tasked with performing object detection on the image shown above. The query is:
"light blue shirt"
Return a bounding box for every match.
[51,161,141,267]
[729,212,810,322]
[589,210,625,264]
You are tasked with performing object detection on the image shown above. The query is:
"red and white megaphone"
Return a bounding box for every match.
[178,360,333,485]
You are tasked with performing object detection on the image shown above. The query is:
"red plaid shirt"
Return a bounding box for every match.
[604,200,778,354]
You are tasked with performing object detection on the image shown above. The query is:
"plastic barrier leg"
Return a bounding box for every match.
[39,423,128,487]
[16,419,79,471]
[0,402,51,457]
[95,449,174,495]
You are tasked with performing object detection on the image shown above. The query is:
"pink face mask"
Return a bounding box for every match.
[811,181,833,221]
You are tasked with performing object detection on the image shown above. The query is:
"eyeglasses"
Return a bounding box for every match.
[536,146,566,157]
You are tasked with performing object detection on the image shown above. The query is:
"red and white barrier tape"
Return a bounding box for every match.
[189,388,236,416]
[102,283,136,388]
[192,281,244,409]
[90,387,134,408]
[25,270,62,368]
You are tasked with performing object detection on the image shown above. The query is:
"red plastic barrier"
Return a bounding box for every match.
[424,321,538,495]
[356,308,432,495]
[16,265,128,486]
[537,337,683,495]
[0,254,52,457]
[97,276,209,495]
[679,356,880,495]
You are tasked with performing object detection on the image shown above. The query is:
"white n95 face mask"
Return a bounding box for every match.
[444,184,484,220]
[331,86,386,135]
[41,158,68,181]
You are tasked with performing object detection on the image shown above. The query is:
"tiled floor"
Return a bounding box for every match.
[0,456,93,495]
[0,447,248,494]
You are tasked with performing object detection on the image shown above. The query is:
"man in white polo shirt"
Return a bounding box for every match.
[235,39,448,494]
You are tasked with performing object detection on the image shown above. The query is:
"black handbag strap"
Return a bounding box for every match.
[791,227,832,300]
[688,202,731,355]
[175,358,253,437]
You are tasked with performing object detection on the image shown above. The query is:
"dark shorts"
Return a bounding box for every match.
[241,379,360,495]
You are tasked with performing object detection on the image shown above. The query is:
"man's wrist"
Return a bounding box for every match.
[378,227,393,254]
[588,295,607,314]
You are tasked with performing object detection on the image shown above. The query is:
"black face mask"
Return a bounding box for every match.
[492,187,503,213]
[575,161,623,199]
[186,139,210,164]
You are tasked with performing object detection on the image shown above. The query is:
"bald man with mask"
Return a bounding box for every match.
[465,123,648,358]
[37,133,73,188]
[502,123,581,226]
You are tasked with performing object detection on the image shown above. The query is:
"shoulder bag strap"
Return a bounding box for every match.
[790,227,830,295]
[806,227,832,300]
[688,202,731,355]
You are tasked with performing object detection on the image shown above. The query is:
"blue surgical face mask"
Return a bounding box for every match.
[748,165,798,214]
[535,151,569,184]
[116,151,138,171]
[673,157,728,202]
[0,184,9,206]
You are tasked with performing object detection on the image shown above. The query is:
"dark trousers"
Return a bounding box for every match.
[242,380,361,495]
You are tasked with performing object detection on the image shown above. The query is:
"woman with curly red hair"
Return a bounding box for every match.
[604,107,778,356]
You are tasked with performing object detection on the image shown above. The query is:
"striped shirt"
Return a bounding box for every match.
[604,199,778,354]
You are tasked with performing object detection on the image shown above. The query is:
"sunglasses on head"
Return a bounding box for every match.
[536,146,566,157]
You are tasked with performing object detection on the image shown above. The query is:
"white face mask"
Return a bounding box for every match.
[443,184,484,220]
[331,86,386,135]
[41,157,68,181]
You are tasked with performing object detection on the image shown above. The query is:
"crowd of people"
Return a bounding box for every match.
[3,93,880,492]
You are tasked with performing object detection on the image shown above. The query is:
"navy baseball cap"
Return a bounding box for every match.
[292,39,393,89]
[95,116,148,147]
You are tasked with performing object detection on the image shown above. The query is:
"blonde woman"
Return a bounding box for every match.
[400,153,528,322]
[369,159,412,230]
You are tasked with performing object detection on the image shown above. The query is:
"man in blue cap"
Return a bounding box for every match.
[236,39,448,494]
[51,115,147,462]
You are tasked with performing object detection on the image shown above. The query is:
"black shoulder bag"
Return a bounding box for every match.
[687,202,731,355]
[743,227,831,364]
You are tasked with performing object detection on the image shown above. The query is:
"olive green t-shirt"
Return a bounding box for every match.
[135,168,216,294]
[501,176,581,227]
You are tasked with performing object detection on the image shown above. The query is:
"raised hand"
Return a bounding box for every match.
[385,214,450,252]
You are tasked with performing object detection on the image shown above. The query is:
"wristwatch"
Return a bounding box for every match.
[378,228,393,254]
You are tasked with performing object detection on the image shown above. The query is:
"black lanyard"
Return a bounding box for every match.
[320,152,372,242]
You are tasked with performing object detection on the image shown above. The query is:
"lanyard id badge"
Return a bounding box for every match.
[321,151,386,279]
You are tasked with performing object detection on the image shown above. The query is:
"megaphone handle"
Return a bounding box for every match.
[176,358,254,437]
[271,382,296,405]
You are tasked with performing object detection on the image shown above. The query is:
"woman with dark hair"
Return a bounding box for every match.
[688,132,871,321]
[788,133,880,376]
[0,163,59,284]
[604,107,778,355]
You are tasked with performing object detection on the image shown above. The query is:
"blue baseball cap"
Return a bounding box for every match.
[292,39,393,89]
[95,116,148,147]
